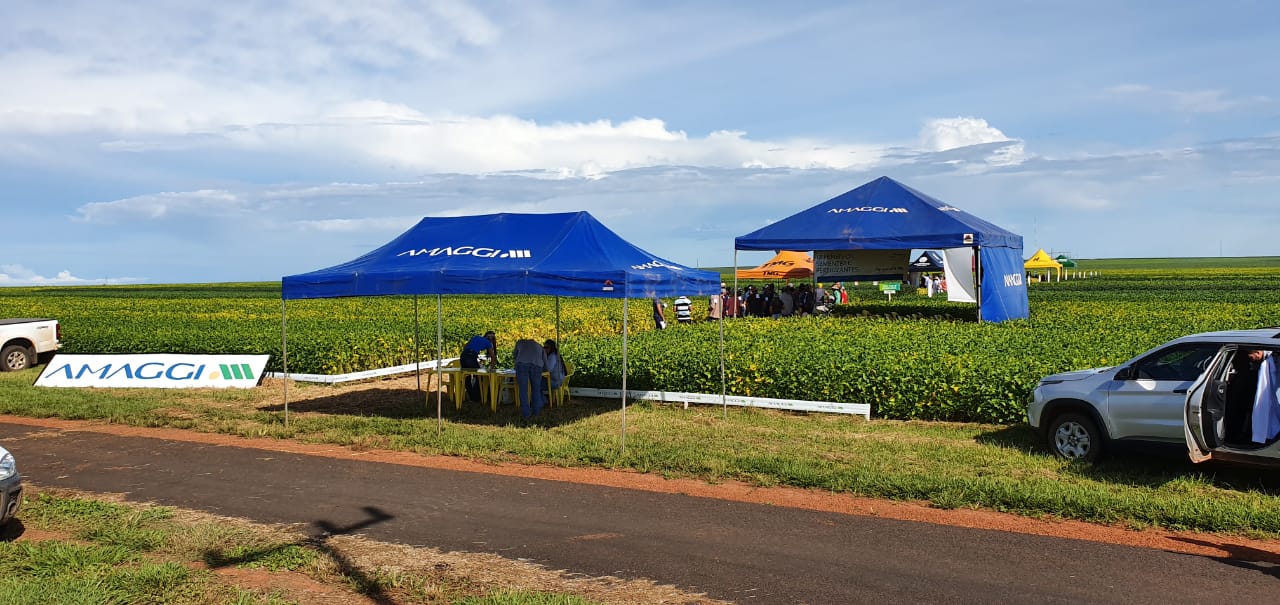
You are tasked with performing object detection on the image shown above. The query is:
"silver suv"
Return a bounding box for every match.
[1028,328,1280,464]
[0,444,19,527]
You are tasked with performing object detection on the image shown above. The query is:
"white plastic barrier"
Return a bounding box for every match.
[570,387,871,419]
[267,357,458,384]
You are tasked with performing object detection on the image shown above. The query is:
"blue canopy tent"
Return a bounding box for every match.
[734,176,1029,322]
[282,211,722,446]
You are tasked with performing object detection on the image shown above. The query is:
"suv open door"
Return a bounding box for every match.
[1184,345,1235,463]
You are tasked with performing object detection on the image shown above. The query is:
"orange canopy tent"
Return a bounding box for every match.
[735,250,813,280]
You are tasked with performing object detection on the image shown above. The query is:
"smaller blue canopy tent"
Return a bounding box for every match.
[909,251,945,271]
[281,211,721,446]
[734,176,1029,322]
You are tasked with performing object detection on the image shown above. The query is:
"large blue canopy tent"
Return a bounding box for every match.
[282,211,722,446]
[734,176,1029,322]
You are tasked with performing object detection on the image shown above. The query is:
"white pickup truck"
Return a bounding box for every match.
[0,318,61,371]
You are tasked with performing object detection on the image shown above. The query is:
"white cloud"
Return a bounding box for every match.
[74,190,246,224]
[1103,84,1270,113]
[0,264,141,286]
[71,109,929,175]
[919,117,1014,152]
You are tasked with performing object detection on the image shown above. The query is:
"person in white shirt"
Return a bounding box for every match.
[673,295,693,324]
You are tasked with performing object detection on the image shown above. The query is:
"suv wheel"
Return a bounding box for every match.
[1047,412,1104,463]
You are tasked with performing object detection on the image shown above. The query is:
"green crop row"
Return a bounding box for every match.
[4,266,1280,424]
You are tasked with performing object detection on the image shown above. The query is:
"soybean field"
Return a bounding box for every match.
[4,258,1280,424]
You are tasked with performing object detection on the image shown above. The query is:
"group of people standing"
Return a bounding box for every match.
[460,331,568,420]
[652,281,851,327]
[919,275,947,297]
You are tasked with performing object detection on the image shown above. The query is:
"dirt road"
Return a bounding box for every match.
[4,416,1279,604]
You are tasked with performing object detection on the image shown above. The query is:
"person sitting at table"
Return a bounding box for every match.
[543,339,567,397]
[460,331,496,402]
[513,337,547,419]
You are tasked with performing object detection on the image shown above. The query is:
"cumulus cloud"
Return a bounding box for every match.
[0,264,140,286]
[919,117,1014,152]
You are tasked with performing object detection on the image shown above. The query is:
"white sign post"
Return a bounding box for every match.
[879,282,901,301]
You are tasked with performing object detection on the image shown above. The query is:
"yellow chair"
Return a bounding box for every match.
[438,359,463,409]
[551,360,574,407]
[505,369,557,410]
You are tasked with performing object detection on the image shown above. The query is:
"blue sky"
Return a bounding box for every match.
[3,0,1279,285]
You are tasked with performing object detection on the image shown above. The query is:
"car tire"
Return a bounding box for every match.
[1,344,33,372]
[1047,412,1105,463]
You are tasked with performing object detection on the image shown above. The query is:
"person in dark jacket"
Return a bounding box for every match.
[460,331,496,402]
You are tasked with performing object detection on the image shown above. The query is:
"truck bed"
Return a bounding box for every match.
[0,319,55,326]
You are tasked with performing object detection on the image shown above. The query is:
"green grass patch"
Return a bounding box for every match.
[457,592,601,605]
[1,491,650,603]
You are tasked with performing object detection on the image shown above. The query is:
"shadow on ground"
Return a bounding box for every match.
[203,505,398,604]
[976,423,1280,496]
[259,385,621,428]
[0,519,25,542]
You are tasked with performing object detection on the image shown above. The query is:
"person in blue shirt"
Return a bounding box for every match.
[460,331,496,402]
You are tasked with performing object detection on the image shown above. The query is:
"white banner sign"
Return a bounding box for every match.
[943,248,977,303]
[814,250,909,282]
[36,354,270,389]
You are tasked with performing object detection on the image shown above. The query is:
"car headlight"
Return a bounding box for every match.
[1038,379,1064,386]
[0,451,15,481]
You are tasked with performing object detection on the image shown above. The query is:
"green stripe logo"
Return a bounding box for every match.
[218,363,254,380]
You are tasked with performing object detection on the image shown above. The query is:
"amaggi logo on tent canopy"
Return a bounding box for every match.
[631,260,682,271]
[397,246,532,259]
[827,207,908,214]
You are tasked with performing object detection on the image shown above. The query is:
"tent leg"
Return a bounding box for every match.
[621,296,628,453]
[555,297,561,349]
[719,294,726,420]
[281,299,289,429]
[414,295,421,395]
[974,245,983,323]
[436,294,443,434]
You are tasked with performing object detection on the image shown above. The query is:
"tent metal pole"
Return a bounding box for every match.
[555,296,561,349]
[719,292,726,420]
[621,296,628,453]
[414,295,421,395]
[729,247,739,418]
[436,294,443,433]
[974,245,983,323]
[281,298,289,429]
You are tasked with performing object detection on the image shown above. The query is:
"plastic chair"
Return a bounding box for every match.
[552,360,574,406]
[439,359,463,409]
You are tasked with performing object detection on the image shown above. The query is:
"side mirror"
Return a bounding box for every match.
[1113,367,1132,381]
